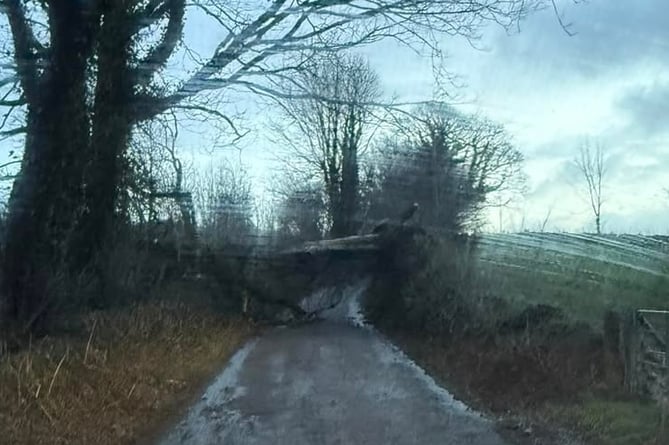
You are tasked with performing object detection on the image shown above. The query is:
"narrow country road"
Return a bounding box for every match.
[157,286,510,445]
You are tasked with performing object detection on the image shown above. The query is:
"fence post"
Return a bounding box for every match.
[623,310,639,394]
[659,312,669,443]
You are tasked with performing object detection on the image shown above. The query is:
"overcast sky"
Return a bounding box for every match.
[441,0,669,233]
[375,0,669,234]
[173,0,669,234]
[2,0,668,234]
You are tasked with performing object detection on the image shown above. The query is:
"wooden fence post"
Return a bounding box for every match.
[623,310,639,394]
[659,312,669,443]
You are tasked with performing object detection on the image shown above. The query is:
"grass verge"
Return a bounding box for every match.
[385,330,664,445]
[0,301,254,445]
[544,398,663,445]
[368,231,669,443]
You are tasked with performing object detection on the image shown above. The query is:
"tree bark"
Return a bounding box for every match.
[73,1,135,272]
[339,134,360,236]
[1,2,96,334]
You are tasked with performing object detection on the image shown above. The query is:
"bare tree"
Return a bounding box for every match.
[273,52,381,237]
[189,161,255,250]
[0,0,191,333]
[369,127,478,235]
[539,203,555,233]
[573,140,607,235]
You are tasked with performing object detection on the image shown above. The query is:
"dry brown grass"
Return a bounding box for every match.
[385,329,664,445]
[0,301,254,445]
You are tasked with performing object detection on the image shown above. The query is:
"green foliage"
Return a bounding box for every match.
[545,398,662,445]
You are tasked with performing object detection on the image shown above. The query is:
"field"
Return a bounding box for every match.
[475,232,669,326]
[381,232,669,444]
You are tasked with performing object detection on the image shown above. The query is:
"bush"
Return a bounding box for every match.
[366,231,482,336]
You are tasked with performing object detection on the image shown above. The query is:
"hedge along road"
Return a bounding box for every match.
[157,284,510,445]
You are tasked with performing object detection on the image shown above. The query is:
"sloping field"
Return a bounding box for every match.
[476,232,669,325]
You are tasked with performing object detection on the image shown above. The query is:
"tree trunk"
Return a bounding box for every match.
[1,4,94,334]
[73,1,134,272]
[339,138,359,236]
[326,156,344,237]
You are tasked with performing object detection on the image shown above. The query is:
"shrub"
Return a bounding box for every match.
[367,231,482,337]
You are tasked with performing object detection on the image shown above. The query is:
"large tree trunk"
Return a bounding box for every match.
[1,3,95,334]
[73,1,134,272]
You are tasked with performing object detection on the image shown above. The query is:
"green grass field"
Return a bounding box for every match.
[471,233,668,443]
[475,232,669,326]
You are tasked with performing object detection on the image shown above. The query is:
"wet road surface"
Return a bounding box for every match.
[160,283,507,445]
[157,290,509,445]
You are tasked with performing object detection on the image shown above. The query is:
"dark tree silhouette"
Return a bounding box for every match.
[368,106,524,234]
[0,0,549,333]
[273,52,381,237]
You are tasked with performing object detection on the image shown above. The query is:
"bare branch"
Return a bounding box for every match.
[0,76,24,131]
[0,97,24,107]
[550,0,575,36]
[2,0,42,102]
[170,103,249,141]
[135,0,186,88]
[138,0,546,119]
[0,159,21,170]
[0,124,26,141]
[0,75,18,89]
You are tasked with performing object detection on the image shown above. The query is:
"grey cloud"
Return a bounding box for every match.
[616,81,669,138]
[526,135,583,159]
[528,160,576,199]
[484,0,669,80]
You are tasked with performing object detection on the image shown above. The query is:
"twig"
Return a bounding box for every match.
[37,401,55,425]
[550,0,575,37]
[0,160,21,170]
[47,352,67,396]
[127,382,137,399]
[84,318,97,365]
[15,361,21,404]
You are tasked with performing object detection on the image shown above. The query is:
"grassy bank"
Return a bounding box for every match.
[367,232,668,444]
[544,397,662,445]
[385,331,663,445]
[0,300,254,445]
[475,234,667,442]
